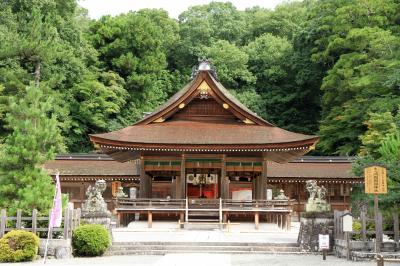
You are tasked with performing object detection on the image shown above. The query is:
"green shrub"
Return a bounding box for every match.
[0,230,40,262]
[352,221,362,240]
[72,224,110,256]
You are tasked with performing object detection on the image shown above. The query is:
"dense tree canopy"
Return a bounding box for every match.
[0,0,399,157]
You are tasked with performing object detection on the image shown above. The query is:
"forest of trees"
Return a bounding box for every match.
[1,0,399,155]
[0,0,400,155]
[0,0,399,213]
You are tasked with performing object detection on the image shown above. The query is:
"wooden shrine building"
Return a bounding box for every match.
[44,61,364,227]
[89,61,320,205]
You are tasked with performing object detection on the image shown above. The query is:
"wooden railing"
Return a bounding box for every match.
[0,208,81,239]
[116,198,293,212]
[115,198,293,230]
[116,198,186,210]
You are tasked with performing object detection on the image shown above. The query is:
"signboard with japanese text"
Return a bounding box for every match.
[319,234,329,250]
[342,214,353,232]
[364,165,387,194]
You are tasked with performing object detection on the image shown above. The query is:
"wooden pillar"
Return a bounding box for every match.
[32,209,37,234]
[255,212,259,230]
[252,178,256,199]
[220,155,228,199]
[0,209,6,238]
[16,209,22,229]
[147,174,152,198]
[178,155,186,199]
[148,211,152,228]
[394,212,399,251]
[221,155,227,199]
[139,157,147,198]
[256,158,267,199]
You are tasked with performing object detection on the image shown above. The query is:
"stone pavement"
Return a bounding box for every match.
[12,254,375,266]
[112,221,300,244]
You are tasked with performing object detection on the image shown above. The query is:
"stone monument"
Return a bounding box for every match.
[305,180,330,212]
[81,180,111,227]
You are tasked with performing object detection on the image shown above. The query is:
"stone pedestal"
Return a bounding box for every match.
[305,199,331,212]
[39,239,72,259]
[298,213,334,252]
[81,212,111,229]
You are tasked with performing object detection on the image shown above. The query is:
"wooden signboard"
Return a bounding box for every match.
[364,165,387,194]
[112,181,122,197]
[342,214,353,232]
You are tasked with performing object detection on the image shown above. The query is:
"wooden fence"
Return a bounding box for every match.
[334,209,400,251]
[0,208,81,239]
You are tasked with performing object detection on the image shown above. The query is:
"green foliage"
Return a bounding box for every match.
[88,10,184,125]
[0,0,399,159]
[0,85,64,215]
[0,230,40,262]
[352,220,362,240]
[72,224,110,256]
[204,40,255,90]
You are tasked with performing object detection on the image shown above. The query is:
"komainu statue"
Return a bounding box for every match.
[82,180,111,218]
[305,180,330,212]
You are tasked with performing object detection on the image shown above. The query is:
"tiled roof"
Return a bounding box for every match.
[43,154,359,179]
[92,120,317,145]
[267,161,355,179]
[89,70,319,164]
[43,159,138,176]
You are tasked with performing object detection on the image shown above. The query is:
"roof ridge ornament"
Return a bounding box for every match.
[191,58,218,80]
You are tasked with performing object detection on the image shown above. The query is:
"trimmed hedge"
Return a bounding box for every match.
[0,230,40,262]
[72,224,110,256]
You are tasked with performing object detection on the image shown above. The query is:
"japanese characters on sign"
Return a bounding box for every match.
[319,234,329,250]
[342,214,353,232]
[364,165,387,194]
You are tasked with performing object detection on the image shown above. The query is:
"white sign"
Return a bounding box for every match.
[232,190,252,200]
[342,214,353,232]
[266,189,273,200]
[319,234,329,250]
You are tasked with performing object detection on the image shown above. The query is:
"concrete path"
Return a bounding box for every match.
[112,221,300,244]
[14,254,375,266]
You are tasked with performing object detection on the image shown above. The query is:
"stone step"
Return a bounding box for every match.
[110,245,300,252]
[111,241,299,247]
[107,243,303,256]
[106,241,302,256]
[106,249,307,256]
[186,219,220,222]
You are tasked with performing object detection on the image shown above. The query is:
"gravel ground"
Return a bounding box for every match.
[8,254,376,266]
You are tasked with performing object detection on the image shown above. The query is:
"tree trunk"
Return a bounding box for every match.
[34,60,41,87]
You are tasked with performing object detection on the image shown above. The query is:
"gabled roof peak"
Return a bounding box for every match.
[191,58,218,80]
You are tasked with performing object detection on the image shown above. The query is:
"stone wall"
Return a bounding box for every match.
[39,239,72,259]
[298,215,334,252]
[335,239,398,260]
